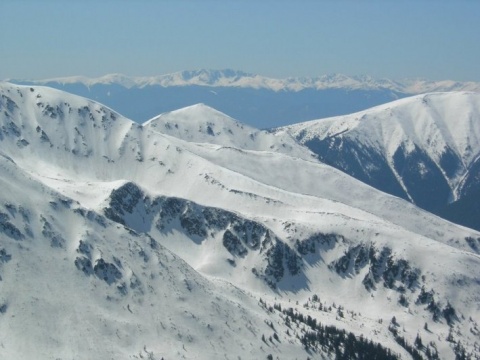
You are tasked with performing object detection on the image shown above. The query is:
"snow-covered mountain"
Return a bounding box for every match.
[0,154,305,359]
[12,69,480,93]
[143,103,315,159]
[280,92,480,231]
[10,69,480,128]
[0,82,479,359]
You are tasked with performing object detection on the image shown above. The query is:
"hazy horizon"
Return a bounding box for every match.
[1,0,479,82]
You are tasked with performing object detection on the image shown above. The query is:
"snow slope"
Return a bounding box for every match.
[281,92,480,228]
[144,103,314,160]
[0,154,313,359]
[1,82,479,359]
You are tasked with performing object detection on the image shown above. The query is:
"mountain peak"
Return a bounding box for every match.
[178,69,252,82]
[143,102,259,147]
[143,103,316,159]
[144,102,243,128]
[283,91,480,224]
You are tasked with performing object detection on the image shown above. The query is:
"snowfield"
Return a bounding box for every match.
[0,82,479,359]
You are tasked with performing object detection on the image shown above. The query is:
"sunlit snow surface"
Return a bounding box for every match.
[0,82,479,359]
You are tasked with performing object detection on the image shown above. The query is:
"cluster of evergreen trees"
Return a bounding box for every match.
[301,327,397,359]
[261,295,474,360]
[388,323,432,360]
[262,298,399,360]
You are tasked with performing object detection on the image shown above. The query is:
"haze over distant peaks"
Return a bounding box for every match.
[13,69,480,93]
[9,69,480,128]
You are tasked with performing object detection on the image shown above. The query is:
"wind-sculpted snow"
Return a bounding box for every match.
[1,82,480,358]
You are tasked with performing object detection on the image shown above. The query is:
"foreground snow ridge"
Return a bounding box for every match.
[0,82,479,359]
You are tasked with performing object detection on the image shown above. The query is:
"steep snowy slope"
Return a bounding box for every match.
[2,83,473,250]
[1,82,479,359]
[0,154,318,359]
[280,92,480,229]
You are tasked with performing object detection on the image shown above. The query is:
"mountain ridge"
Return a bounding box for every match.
[10,69,480,93]
[1,82,479,359]
[9,70,480,128]
[280,91,480,230]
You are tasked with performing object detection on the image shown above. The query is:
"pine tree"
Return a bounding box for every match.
[415,333,423,348]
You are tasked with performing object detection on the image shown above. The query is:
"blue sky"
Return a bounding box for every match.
[1,0,479,81]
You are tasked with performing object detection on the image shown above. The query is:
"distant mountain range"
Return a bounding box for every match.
[11,69,480,92]
[1,82,479,359]
[9,69,480,128]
